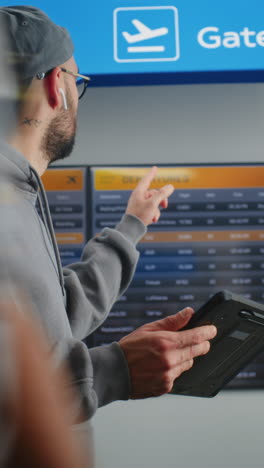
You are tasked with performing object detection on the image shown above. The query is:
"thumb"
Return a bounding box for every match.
[146,307,194,332]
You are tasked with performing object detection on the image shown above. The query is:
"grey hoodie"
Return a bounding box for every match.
[0,139,146,421]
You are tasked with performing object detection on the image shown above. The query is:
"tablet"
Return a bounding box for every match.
[171,290,264,397]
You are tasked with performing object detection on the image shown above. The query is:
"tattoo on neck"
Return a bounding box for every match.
[22,117,42,128]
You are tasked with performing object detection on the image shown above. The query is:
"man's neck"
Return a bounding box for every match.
[9,120,48,176]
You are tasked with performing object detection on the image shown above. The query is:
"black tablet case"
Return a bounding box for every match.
[171,290,264,397]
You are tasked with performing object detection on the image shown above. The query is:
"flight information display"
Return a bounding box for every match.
[43,164,264,388]
[42,167,88,266]
[89,165,264,388]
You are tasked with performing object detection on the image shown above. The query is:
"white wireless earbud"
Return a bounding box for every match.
[58,88,68,110]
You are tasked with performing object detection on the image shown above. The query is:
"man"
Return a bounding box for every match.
[0,19,88,464]
[0,5,216,423]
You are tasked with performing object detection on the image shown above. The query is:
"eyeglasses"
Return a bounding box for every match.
[60,67,91,100]
[36,67,91,100]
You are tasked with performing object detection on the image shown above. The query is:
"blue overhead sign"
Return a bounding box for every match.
[2,0,264,84]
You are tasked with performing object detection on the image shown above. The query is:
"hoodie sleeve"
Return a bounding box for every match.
[63,214,146,340]
[52,339,131,419]
[61,214,146,412]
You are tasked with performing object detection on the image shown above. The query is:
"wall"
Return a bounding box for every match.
[68,82,264,468]
[71,82,264,166]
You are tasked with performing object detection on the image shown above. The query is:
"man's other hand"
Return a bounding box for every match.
[119,308,217,399]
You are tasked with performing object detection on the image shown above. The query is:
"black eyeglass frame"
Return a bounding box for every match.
[36,68,91,100]
[60,67,91,100]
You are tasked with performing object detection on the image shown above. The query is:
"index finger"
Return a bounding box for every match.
[165,324,217,348]
[176,325,217,348]
[136,166,158,192]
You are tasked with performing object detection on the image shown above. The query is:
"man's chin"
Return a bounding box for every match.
[48,136,76,165]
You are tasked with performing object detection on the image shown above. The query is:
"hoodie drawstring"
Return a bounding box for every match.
[30,167,65,297]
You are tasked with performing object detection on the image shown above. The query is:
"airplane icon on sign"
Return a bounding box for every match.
[67,176,77,184]
[114,6,179,63]
[122,19,168,44]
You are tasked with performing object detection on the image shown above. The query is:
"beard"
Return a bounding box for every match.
[41,87,77,165]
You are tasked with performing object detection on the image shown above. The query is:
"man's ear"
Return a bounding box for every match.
[43,67,62,110]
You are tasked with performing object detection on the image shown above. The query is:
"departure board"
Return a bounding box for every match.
[89,165,264,388]
[43,164,264,389]
[42,167,88,266]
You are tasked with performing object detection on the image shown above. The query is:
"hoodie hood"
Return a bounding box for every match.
[0,138,65,296]
[0,138,38,196]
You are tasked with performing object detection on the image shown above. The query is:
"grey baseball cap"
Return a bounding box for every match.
[0,5,74,80]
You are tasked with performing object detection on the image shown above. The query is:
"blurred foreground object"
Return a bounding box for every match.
[0,13,17,139]
[0,294,87,468]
